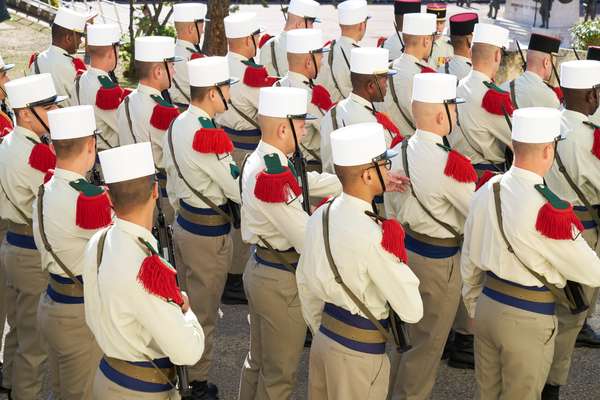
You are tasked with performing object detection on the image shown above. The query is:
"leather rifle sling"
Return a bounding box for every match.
[509,80,519,110]
[389,75,416,131]
[124,96,137,143]
[172,79,191,103]
[37,185,84,289]
[34,57,40,74]
[328,41,344,99]
[322,199,392,341]
[229,102,261,130]
[75,74,82,105]
[270,41,280,77]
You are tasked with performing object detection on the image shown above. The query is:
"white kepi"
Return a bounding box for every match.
[99,142,156,184]
[188,57,239,87]
[48,105,97,140]
[258,87,316,120]
[511,107,563,144]
[331,122,398,166]
[4,74,68,109]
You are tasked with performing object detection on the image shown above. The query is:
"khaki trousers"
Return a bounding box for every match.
[388,251,461,400]
[0,239,48,400]
[238,257,306,400]
[230,148,252,275]
[92,367,180,400]
[308,330,390,400]
[546,227,599,386]
[475,294,557,400]
[37,293,102,400]
[173,221,232,381]
[0,221,17,388]
[453,300,474,335]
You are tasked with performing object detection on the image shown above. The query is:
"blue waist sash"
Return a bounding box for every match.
[176,200,231,237]
[482,271,555,315]
[319,303,388,355]
[473,162,505,172]
[223,127,261,151]
[404,230,459,259]
[99,356,175,393]
[6,231,36,250]
[46,273,84,304]
[574,205,599,230]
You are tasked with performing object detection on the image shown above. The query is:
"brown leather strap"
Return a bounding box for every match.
[509,80,519,110]
[330,104,339,131]
[255,246,299,267]
[228,101,260,130]
[403,224,460,247]
[255,237,297,273]
[270,40,280,77]
[34,56,40,74]
[124,95,136,143]
[238,153,250,202]
[328,40,344,98]
[172,78,191,103]
[96,227,110,272]
[389,75,416,131]
[0,179,31,226]
[103,356,176,386]
[75,74,82,105]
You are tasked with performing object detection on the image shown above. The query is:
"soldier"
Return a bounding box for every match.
[426,3,454,70]
[587,46,600,126]
[540,0,553,28]
[169,3,209,108]
[320,47,401,174]
[215,12,276,305]
[448,23,512,176]
[542,60,600,400]
[383,12,437,138]
[0,55,13,137]
[238,87,341,400]
[0,73,66,399]
[386,73,476,400]
[277,29,333,172]
[297,122,423,400]
[29,7,92,106]
[501,33,562,110]
[32,105,110,400]
[487,0,500,20]
[259,0,320,77]
[315,0,370,102]
[163,56,240,400]
[75,23,126,152]
[438,13,478,81]
[83,142,204,400]
[461,107,600,399]
[379,0,422,62]
[117,36,182,225]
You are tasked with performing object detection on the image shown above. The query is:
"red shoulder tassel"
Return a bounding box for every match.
[482,89,514,117]
[96,86,124,111]
[444,150,477,183]
[420,65,437,73]
[150,104,180,130]
[29,143,56,173]
[592,128,600,160]
[192,128,234,154]
[375,112,401,136]
[122,88,133,98]
[137,254,184,306]
[311,84,334,111]
[28,53,38,68]
[536,202,584,240]
[390,133,405,149]
[381,218,408,263]
[76,191,112,230]
[0,113,13,138]
[254,168,301,203]
[377,36,386,48]
[258,34,274,49]
[72,58,87,75]
[475,170,496,191]
[553,86,564,103]
[243,65,279,88]
[190,52,205,60]
[44,169,54,184]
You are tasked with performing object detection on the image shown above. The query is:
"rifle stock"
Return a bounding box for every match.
[292,150,311,215]
[389,310,412,353]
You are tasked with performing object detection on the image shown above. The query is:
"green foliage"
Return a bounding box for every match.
[571,19,600,49]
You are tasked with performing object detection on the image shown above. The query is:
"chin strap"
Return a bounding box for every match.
[216,85,229,111]
[30,106,50,134]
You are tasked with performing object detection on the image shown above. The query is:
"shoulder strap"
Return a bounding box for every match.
[509,80,519,110]
[339,46,351,69]
[330,104,339,131]
[34,56,40,74]
[36,185,83,289]
[172,79,191,103]
[124,95,137,143]
[0,178,31,226]
[229,101,261,130]
[270,41,280,77]
[75,74,82,105]
[96,228,110,272]
[328,41,344,98]
[401,139,462,241]
[166,122,232,222]
[322,199,392,341]
[238,153,250,202]
[389,75,416,131]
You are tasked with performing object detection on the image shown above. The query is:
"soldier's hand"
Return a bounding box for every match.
[387,172,410,193]
[181,291,190,313]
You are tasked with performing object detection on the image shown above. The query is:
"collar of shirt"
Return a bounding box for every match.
[256,140,290,166]
[176,39,198,49]
[523,70,544,84]
[453,55,471,64]
[509,166,544,184]
[49,45,71,58]
[187,104,211,119]
[229,52,249,62]
[339,192,372,213]
[14,126,41,144]
[53,168,85,183]
[115,217,157,250]
[470,69,492,83]
[340,36,359,47]
[287,71,311,86]
[394,52,419,68]
[137,83,163,97]
[414,129,444,145]
[87,66,109,77]
[562,108,589,125]
[349,92,372,109]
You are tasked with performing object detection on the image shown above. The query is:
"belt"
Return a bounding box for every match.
[223,127,261,151]
[47,273,84,304]
[156,170,168,198]
[7,221,33,236]
[305,160,322,173]
[403,226,460,259]
[574,205,599,230]
[100,356,175,393]
[482,271,555,315]
[473,162,505,172]
[176,200,231,237]
[319,303,388,354]
[6,229,36,250]
[254,246,299,272]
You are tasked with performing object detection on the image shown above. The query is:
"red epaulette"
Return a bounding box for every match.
[436,144,477,184]
[481,81,514,117]
[137,240,184,306]
[475,170,498,191]
[534,184,583,240]
[367,214,408,263]
[375,111,402,139]
[69,179,113,230]
[592,126,600,160]
[390,133,405,149]
[150,95,180,131]
[0,111,13,138]
[28,52,38,69]
[44,169,55,184]
[190,52,205,60]
[311,84,334,111]
[254,154,301,203]
[29,142,56,174]
[377,37,387,48]
[192,117,233,154]
[418,64,437,73]
[71,57,87,76]
[258,34,274,49]
[552,86,564,103]
[96,75,127,111]
[243,61,279,88]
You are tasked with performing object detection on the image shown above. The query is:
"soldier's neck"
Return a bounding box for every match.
[90,58,112,73]
[55,159,89,178]
[342,187,374,206]
[454,47,470,59]
[139,79,163,92]
[191,100,216,118]
[403,46,427,62]
[340,29,362,43]
[117,204,154,232]
[564,103,592,117]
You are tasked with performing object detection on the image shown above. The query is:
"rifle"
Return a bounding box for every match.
[90,164,104,187]
[291,147,311,214]
[515,40,527,71]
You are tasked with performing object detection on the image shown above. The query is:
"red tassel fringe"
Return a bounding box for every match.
[311,84,334,111]
[28,53,37,68]
[150,104,180,130]
[375,112,401,136]
[444,150,477,183]
[475,170,496,191]
[482,89,514,117]
[254,168,301,203]
[44,169,54,184]
[535,202,584,240]
[76,192,112,230]
[0,114,13,138]
[390,133,405,149]
[258,34,273,49]
[29,143,56,173]
[72,58,87,76]
[96,86,124,111]
[243,65,279,88]
[190,52,205,60]
[552,86,564,103]
[420,65,437,73]
[137,254,184,306]
[122,88,133,98]
[192,128,234,154]
[381,218,408,263]
[377,36,386,48]
[592,128,600,160]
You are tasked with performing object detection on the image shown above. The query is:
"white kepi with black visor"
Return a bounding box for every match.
[350,47,397,106]
[402,13,437,59]
[4,73,68,133]
[224,12,264,54]
[412,73,465,137]
[135,36,183,92]
[286,29,330,81]
[99,142,156,184]
[511,107,564,144]
[472,23,510,50]
[173,3,209,48]
[338,0,371,26]
[188,56,239,111]
[48,105,99,142]
[560,60,600,91]
[87,23,123,81]
[53,6,94,34]
[285,0,321,26]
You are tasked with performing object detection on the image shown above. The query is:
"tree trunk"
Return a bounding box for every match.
[203,0,230,56]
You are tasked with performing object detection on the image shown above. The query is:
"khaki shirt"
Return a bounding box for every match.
[163,105,241,212]
[383,33,403,62]
[169,39,200,106]
[31,45,77,106]
[384,130,474,238]
[117,84,168,169]
[438,55,472,82]
[0,126,46,223]
[545,110,600,206]
[500,71,560,109]
[75,67,119,150]
[259,32,289,77]
[316,36,358,102]
[240,140,341,252]
[276,71,324,162]
[461,167,600,317]
[32,168,107,276]
[428,36,454,69]
[83,218,205,365]
[448,70,512,164]
[297,193,423,333]
[215,52,261,131]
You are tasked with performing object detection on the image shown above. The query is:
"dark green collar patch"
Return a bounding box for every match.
[483,81,508,94]
[230,163,240,179]
[98,75,117,89]
[263,153,285,174]
[150,94,173,107]
[242,59,263,69]
[436,143,452,152]
[535,184,569,210]
[198,116,216,129]
[69,179,105,197]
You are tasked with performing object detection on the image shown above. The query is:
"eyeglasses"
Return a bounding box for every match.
[366,159,392,172]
